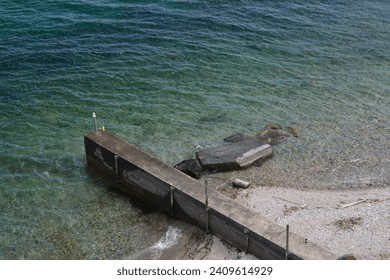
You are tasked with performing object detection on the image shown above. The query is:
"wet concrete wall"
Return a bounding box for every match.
[84,130,336,260]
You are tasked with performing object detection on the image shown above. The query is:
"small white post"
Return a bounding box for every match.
[92,112,97,133]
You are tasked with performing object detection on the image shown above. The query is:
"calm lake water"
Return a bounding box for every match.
[0,0,389,259]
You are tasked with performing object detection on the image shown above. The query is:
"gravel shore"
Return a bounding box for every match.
[177,158,390,260]
[235,185,390,260]
[176,185,390,260]
[127,163,390,260]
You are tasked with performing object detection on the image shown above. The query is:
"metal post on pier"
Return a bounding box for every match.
[170,186,175,217]
[114,154,119,183]
[205,180,210,233]
[285,224,290,260]
[244,228,249,254]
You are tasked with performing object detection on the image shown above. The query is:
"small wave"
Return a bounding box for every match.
[151,226,182,251]
[130,226,182,259]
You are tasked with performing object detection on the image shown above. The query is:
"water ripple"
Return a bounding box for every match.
[0,0,389,259]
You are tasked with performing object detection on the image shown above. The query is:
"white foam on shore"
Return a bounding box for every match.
[151,226,182,251]
[128,226,183,259]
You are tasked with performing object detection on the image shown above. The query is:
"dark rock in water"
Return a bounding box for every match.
[174,159,203,179]
[223,133,247,143]
[255,125,289,145]
[287,126,303,138]
[266,123,282,130]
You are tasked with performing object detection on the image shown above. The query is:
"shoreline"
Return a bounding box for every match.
[118,131,389,260]
[149,176,390,260]
[190,186,389,260]
[233,185,390,260]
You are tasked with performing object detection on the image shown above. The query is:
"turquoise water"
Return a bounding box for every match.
[1,0,389,259]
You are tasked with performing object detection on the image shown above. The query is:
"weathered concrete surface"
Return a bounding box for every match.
[84,130,336,260]
[236,144,272,168]
[196,139,272,172]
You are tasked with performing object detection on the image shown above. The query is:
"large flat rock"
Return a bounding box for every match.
[196,139,272,171]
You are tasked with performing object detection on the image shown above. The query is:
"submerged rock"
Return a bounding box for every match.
[174,159,203,179]
[287,126,303,138]
[223,133,247,143]
[255,124,289,145]
[266,123,283,130]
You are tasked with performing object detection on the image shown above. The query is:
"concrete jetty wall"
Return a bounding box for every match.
[84,130,336,260]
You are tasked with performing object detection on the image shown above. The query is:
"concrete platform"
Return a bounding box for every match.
[196,139,272,171]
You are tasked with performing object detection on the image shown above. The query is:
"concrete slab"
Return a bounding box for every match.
[196,139,272,171]
[236,144,272,168]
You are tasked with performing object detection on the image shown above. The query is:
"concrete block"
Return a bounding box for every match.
[235,144,272,168]
[197,139,272,171]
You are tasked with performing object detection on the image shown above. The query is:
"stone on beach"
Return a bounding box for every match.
[232,179,251,189]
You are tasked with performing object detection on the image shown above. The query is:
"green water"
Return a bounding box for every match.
[0,0,389,259]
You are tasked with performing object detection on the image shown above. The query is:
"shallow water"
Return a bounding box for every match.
[0,0,389,259]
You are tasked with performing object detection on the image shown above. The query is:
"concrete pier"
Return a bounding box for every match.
[84,130,336,260]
